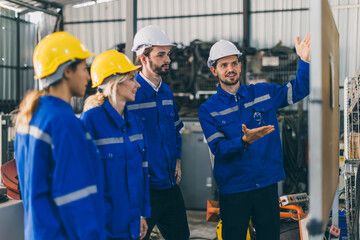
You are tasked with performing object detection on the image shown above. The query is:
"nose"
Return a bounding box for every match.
[165,54,171,63]
[135,80,140,89]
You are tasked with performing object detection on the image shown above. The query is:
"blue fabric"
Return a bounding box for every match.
[199,59,310,194]
[14,95,105,240]
[126,74,183,190]
[80,100,150,240]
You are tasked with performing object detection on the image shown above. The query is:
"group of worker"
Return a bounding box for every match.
[13,24,310,240]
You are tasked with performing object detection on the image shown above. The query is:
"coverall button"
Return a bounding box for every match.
[256,183,260,188]
[222,120,226,124]
[108,153,113,157]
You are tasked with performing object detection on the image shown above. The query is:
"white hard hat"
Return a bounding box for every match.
[131,25,175,56]
[207,39,242,68]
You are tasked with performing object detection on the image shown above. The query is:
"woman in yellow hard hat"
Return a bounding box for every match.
[80,50,150,240]
[14,32,105,239]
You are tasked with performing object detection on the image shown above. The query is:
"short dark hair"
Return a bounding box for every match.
[135,47,154,66]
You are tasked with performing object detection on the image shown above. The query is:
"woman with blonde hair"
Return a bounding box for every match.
[14,32,105,239]
[81,50,150,240]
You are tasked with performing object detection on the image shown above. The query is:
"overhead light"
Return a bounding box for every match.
[97,0,114,3]
[72,1,95,8]
[72,0,114,8]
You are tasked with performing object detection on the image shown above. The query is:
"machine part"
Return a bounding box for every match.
[344,75,360,240]
[279,193,309,206]
[0,114,15,167]
[1,159,21,200]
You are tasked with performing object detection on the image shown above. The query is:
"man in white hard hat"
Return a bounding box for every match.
[127,25,190,240]
[199,34,311,240]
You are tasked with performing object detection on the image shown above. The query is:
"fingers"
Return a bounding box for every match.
[295,36,300,48]
[242,124,247,133]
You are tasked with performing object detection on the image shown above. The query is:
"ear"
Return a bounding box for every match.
[139,54,147,65]
[210,66,218,77]
[63,65,72,80]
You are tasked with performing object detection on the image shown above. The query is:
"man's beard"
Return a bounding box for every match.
[219,73,239,86]
[150,59,170,76]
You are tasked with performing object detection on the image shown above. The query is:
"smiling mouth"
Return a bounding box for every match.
[226,73,237,78]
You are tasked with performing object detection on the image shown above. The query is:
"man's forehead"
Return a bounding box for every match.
[217,55,239,64]
[152,46,171,53]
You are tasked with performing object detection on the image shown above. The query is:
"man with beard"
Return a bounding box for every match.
[128,25,190,240]
[198,35,310,240]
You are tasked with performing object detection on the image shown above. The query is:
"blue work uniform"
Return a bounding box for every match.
[14,95,105,240]
[80,100,151,240]
[199,59,310,194]
[127,73,183,190]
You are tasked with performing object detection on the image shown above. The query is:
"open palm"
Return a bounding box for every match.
[295,32,311,62]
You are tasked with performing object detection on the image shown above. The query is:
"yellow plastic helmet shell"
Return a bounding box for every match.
[33,31,95,79]
[90,50,141,88]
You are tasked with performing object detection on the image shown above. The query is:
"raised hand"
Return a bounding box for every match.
[295,32,311,62]
[242,124,275,145]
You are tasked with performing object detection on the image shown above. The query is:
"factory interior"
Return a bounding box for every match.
[0,0,360,239]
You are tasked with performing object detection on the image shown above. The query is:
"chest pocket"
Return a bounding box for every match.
[162,100,175,119]
[100,149,126,193]
[215,118,240,138]
[251,103,273,127]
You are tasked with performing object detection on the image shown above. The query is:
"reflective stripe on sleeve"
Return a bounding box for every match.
[17,125,53,147]
[127,102,157,110]
[174,119,182,127]
[206,132,225,143]
[54,185,98,206]
[286,82,294,105]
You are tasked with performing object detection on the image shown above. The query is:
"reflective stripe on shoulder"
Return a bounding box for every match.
[244,94,271,108]
[286,82,294,105]
[17,125,53,147]
[129,134,143,142]
[174,119,182,127]
[206,132,225,143]
[142,161,149,168]
[94,137,124,146]
[162,100,173,106]
[127,102,157,110]
[210,105,239,117]
[54,185,98,206]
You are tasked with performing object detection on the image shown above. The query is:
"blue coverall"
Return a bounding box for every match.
[127,74,183,190]
[14,95,105,240]
[199,59,310,194]
[81,100,150,240]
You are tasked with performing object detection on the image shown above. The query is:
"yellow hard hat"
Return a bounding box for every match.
[90,50,141,88]
[33,31,95,79]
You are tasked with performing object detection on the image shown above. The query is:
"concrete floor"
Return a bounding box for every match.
[150,210,218,240]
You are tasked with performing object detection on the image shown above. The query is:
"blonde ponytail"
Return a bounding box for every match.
[83,92,106,112]
[83,74,128,112]
[14,90,47,129]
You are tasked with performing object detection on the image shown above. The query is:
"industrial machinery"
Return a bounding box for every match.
[344,70,360,240]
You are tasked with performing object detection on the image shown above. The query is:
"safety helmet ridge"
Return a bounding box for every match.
[207,39,242,68]
[90,50,141,88]
[33,31,94,79]
[131,25,175,56]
